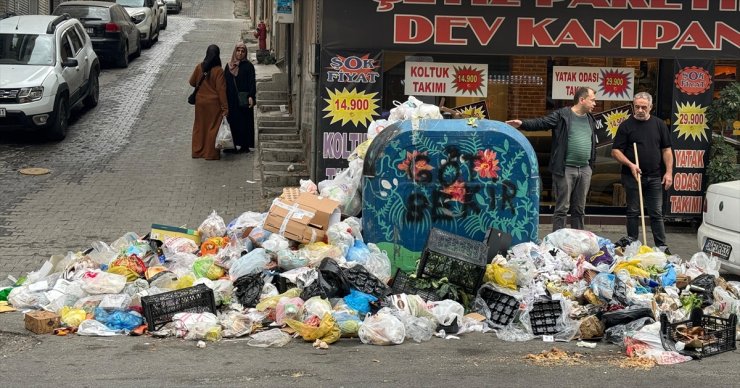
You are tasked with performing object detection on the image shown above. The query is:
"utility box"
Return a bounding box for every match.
[362,119,540,272]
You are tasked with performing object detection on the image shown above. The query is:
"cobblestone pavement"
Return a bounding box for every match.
[0,0,268,279]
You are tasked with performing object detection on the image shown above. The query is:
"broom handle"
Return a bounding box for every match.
[633,143,648,245]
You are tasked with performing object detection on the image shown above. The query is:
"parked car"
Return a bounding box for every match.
[156,0,167,30]
[0,14,100,140]
[53,1,141,68]
[698,180,740,274]
[164,0,182,14]
[115,0,159,48]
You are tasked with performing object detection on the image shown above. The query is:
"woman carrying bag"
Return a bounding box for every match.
[189,44,229,160]
[223,42,257,154]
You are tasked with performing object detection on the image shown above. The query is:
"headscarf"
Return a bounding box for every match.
[201,44,222,73]
[228,42,247,77]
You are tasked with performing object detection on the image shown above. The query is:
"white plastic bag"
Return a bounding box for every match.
[215,117,234,150]
[247,328,292,347]
[364,243,391,283]
[359,310,406,345]
[173,312,219,339]
[198,210,227,239]
[80,270,126,295]
[543,228,600,257]
[77,319,122,336]
[229,248,271,280]
[429,300,464,327]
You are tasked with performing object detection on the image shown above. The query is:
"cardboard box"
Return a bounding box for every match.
[150,224,201,245]
[280,187,301,202]
[24,311,60,334]
[263,192,340,244]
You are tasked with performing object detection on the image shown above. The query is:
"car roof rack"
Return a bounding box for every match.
[46,13,70,34]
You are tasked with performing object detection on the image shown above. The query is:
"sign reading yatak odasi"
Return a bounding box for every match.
[404,62,488,97]
[552,66,634,101]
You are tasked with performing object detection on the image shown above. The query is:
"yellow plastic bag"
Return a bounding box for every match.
[285,313,341,344]
[613,259,651,278]
[255,288,301,311]
[175,273,196,289]
[108,266,140,282]
[60,306,87,327]
[484,264,517,290]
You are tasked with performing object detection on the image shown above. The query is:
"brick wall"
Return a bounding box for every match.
[508,56,549,119]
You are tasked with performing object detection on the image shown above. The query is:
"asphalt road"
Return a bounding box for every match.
[1,1,737,386]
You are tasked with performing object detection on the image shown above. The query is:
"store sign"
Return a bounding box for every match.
[275,0,294,24]
[667,59,714,219]
[322,1,740,59]
[317,50,383,181]
[404,62,488,97]
[593,104,633,147]
[552,66,634,101]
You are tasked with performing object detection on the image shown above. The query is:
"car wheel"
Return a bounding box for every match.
[162,14,167,30]
[145,28,154,48]
[117,42,129,68]
[48,95,69,141]
[133,38,142,58]
[83,70,99,109]
[177,4,181,13]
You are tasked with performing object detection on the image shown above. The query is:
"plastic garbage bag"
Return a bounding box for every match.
[232,273,265,308]
[198,210,227,240]
[429,300,464,328]
[687,252,721,278]
[94,308,143,331]
[162,238,199,255]
[261,234,290,254]
[346,240,370,264]
[299,242,344,267]
[81,270,126,295]
[219,310,263,338]
[275,297,304,325]
[110,254,147,278]
[625,322,692,365]
[401,313,436,342]
[342,264,392,299]
[192,257,225,280]
[247,328,292,348]
[7,286,48,309]
[661,264,676,287]
[543,228,600,257]
[327,222,354,256]
[303,296,332,319]
[344,289,377,315]
[604,316,655,345]
[318,158,364,216]
[226,211,264,239]
[60,307,87,327]
[634,250,668,268]
[359,310,405,345]
[363,243,391,283]
[485,261,517,290]
[77,319,122,336]
[276,249,308,270]
[689,273,716,307]
[602,306,654,329]
[300,258,351,300]
[229,248,270,281]
[285,312,341,344]
[256,288,301,312]
[173,312,220,340]
[590,273,616,301]
[86,241,118,266]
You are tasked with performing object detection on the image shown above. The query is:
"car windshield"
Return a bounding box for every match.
[116,0,145,7]
[0,33,55,65]
[55,6,111,21]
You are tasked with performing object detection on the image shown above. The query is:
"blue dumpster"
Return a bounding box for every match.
[362,119,540,272]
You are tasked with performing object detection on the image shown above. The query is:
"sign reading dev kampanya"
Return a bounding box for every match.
[405,62,488,97]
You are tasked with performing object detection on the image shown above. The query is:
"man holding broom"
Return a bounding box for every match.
[611,92,674,253]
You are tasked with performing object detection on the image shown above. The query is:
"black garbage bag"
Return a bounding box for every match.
[601,306,654,329]
[604,316,655,345]
[613,275,630,306]
[233,272,264,308]
[342,264,392,299]
[689,274,715,307]
[300,258,351,300]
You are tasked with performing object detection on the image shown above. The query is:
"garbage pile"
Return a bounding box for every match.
[1,97,737,366]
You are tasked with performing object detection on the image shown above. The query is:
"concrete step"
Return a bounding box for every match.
[258,119,296,127]
[257,99,288,106]
[257,90,289,101]
[259,132,301,141]
[256,73,288,91]
[258,126,298,134]
[261,140,304,149]
[262,171,310,186]
[260,147,305,163]
[262,161,308,173]
[259,104,288,113]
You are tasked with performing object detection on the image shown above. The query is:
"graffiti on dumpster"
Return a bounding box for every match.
[362,120,540,272]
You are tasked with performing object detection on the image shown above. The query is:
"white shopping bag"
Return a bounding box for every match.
[215,117,234,150]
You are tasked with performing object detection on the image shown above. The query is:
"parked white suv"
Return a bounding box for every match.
[0,14,100,140]
[116,0,160,48]
[698,180,740,274]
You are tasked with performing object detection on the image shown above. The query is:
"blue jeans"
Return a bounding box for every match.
[552,165,592,231]
[622,174,667,247]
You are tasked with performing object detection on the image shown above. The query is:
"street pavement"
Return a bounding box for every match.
[1,1,735,386]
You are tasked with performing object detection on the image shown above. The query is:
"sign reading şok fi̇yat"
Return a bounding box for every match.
[405,62,488,97]
[551,66,634,101]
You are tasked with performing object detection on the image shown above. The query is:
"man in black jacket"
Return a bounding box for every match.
[506,87,598,231]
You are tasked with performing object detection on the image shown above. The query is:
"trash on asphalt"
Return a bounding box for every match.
[4,98,739,365]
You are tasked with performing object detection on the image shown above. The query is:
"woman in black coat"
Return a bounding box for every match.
[223,42,257,153]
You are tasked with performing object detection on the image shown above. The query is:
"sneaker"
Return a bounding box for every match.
[659,246,671,255]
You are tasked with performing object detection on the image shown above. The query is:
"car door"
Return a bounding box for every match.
[59,27,86,103]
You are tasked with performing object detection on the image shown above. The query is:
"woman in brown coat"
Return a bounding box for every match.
[189,44,229,160]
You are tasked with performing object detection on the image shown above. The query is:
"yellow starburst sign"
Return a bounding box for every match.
[673,101,709,142]
[458,105,486,119]
[604,110,629,139]
[323,88,379,127]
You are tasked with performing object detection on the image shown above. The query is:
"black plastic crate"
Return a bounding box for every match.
[660,308,737,359]
[477,286,519,326]
[529,299,563,336]
[389,269,440,302]
[417,228,488,294]
[141,284,216,331]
